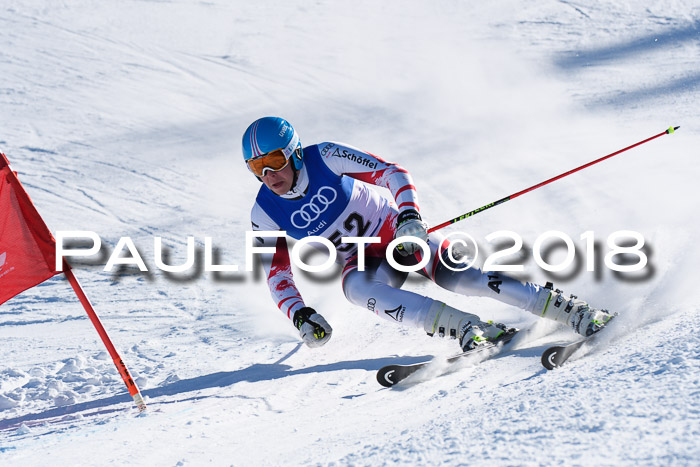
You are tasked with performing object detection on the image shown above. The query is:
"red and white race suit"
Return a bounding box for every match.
[250,142,543,329]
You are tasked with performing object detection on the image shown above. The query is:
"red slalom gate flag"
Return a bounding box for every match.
[0,153,60,304]
[0,152,146,412]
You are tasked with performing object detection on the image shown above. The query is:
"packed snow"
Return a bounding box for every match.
[1,0,699,465]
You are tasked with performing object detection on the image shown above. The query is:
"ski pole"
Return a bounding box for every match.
[63,259,147,413]
[428,126,679,233]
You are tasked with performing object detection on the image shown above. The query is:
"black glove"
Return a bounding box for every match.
[293,307,332,348]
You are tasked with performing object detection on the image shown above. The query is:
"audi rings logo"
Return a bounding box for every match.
[290,187,338,229]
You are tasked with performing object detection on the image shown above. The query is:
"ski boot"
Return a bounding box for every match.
[423,301,512,351]
[534,283,615,337]
[460,321,511,351]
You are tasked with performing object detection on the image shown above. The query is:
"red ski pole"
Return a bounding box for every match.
[428,126,679,233]
[63,259,147,412]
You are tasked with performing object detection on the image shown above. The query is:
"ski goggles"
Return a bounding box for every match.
[246,149,290,177]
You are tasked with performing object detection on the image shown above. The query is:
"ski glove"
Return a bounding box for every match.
[293,307,332,348]
[395,209,429,256]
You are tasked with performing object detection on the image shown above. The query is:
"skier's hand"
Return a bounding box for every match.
[395,210,429,256]
[293,307,332,348]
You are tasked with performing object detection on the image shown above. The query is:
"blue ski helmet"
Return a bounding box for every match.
[242,117,303,175]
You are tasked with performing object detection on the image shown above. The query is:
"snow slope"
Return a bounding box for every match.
[1,0,699,464]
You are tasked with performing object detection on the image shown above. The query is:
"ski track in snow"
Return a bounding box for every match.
[1,0,699,465]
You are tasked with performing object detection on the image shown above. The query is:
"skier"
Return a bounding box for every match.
[243,117,614,349]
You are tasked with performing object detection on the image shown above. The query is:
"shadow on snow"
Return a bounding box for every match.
[0,352,431,432]
[554,21,700,106]
[555,21,699,69]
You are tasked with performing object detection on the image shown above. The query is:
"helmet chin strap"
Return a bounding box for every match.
[289,166,300,192]
[291,147,303,191]
[285,164,309,199]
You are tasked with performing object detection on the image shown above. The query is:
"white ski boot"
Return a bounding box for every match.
[533,284,615,337]
[423,301,510,351]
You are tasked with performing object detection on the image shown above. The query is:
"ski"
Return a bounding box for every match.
[376,329,519,387]
[540,339,588,370]
[541,315,617,370]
